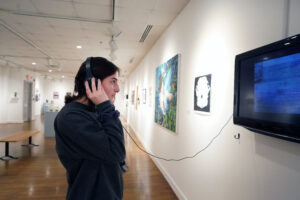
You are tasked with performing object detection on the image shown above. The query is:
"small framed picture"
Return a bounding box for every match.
[194,74,211,113]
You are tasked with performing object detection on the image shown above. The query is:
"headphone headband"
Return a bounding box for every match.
[85,57,93,81]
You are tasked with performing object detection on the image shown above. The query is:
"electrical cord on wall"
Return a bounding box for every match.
[122,114,233,161]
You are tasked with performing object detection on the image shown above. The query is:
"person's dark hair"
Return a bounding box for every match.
[65,57,119,110]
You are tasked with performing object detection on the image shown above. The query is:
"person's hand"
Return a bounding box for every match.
[85,78,108,105]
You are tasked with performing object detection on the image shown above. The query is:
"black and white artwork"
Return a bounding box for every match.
[194,74,211,113]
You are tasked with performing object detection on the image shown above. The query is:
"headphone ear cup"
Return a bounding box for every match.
[85,57,97,91]
[87,79,92,91]
[87,79,98,91]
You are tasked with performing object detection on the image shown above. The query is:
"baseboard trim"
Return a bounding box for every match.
[150,155,187,200]
[131,126,187,200]
[0,120,24,124]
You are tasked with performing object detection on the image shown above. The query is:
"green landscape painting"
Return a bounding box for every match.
[155,54,178,132]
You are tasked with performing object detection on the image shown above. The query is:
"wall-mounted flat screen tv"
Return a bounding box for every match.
[234,34,300,143]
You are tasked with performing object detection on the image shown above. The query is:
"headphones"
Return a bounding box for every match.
[85,57,97,89]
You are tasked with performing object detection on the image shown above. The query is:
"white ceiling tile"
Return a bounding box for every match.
[73,0,112,6]
[81,22,110,32]
[154,0,189,13]
[0,0,22,10]
[148,11,176,26]
[74,3,112,20]
[0,0,37,12]
[16,0,37,12]
[32,0,77,16]
[14,16,49,26]
[117,21,146,34]
[47,18,83,29]
[117,0,156,10]
[0,0,190,75]
[116,7,151,23]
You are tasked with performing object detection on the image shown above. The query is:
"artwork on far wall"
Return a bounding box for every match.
[142,88,146,104]
[53,91,59,99]
[155,54,179,133]
[194,74,211,113]
[131,90,135,105]
[135,85,139,109]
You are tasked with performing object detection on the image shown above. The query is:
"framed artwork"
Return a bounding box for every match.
[154,54,179,132]
[135,85,139,109]
[131,90,135,105]
[194,74,211,113]
[142,88,146,104]
[53,91,59,99]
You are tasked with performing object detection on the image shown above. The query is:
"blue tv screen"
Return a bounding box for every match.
[234,34,300,143]
[254,52,300,114]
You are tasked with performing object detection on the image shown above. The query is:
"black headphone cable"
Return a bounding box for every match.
[122,114,233,162]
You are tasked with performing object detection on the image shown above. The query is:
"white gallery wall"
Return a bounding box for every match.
[0,65,37,123]
[39,77,74,111]
[122,0,300,199]
[0,64,74,124]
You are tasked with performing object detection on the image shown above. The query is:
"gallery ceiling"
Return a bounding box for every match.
[0,0,190,81]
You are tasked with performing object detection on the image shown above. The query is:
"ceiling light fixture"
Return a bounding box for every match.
[108,25,122,38]
[47,58,54,66]
[109,51,117,61]
[32,62,36,65]
[48,69,52,72]
[76,45,82,49]
[109,39,118,52]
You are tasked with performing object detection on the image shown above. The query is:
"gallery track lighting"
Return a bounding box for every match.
[109,39,118,52]
[109,51,117,61]
[47,58,53,66]
[108,25,122,38]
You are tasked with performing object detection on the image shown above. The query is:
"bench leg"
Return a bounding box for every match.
[22,136,39,147]
[0,142,18,161]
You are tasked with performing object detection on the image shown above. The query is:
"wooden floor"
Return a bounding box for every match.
[0,116,177,200]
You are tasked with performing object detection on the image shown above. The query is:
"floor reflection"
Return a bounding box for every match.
[0,115,177,200]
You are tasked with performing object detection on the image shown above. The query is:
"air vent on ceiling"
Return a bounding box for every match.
[139,25,153,43]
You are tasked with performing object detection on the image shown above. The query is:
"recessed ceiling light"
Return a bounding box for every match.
[32,62,36,65]
[76,45,82,49]
[62,75,65,78]
[48,70,52,72]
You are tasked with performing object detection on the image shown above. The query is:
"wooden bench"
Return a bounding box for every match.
[0,130,40,160]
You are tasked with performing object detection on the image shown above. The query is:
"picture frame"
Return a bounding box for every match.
[194,74,211,113]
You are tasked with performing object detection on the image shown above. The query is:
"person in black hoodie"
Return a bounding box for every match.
[54,57,126,200]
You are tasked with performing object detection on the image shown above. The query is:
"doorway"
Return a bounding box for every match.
[23,80,33,122]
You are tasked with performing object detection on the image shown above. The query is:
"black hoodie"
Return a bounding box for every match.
[54,100,125,200]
